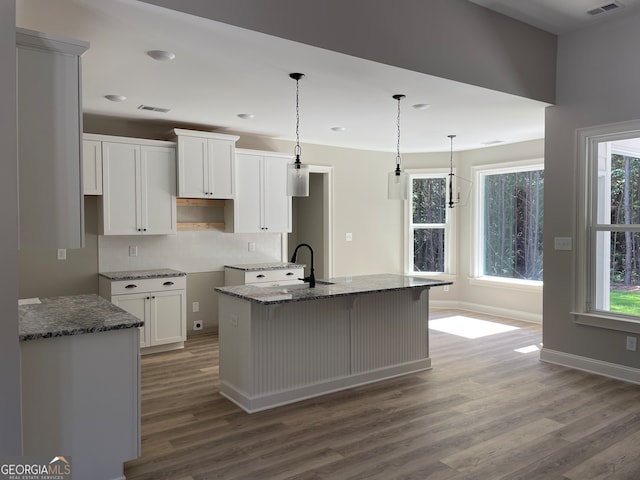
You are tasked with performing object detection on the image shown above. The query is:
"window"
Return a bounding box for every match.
[474,162,544,284]
[405,171,454,274]
[578,123,640,323]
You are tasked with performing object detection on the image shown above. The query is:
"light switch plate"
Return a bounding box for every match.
[346,232,353,242]
[554,237,572,251]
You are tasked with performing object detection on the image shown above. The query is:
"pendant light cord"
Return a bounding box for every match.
[396,95,402,170]
[295,76,301,159]
[448,134,456,208]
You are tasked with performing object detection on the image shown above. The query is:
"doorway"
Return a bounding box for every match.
[287,166,333,280]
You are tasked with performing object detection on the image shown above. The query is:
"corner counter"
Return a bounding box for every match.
[20,294,140,480]
[215,274,451,413]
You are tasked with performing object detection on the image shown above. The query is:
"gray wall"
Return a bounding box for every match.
[140,0,557,103]
[1,0,22,455]
[544,11,640,366]
[18,196,99,298]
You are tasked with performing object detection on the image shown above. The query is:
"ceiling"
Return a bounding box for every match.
[15,0,636,154]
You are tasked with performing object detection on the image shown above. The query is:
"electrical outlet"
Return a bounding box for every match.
[230,314,238,327]
[443,285,449,292]
[192,301,199,313]
[57,249,66,260]
[626,336,637,352]
[129,245,138,257]
[248,242,256,252]
[346,232,353,242]
[193,320,203,331]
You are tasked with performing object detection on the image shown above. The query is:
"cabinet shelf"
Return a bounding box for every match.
[176,222,225,231]
[176,198,226,230]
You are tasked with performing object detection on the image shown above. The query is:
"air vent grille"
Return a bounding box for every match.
[587,2,621,15]
[137,104,171,113]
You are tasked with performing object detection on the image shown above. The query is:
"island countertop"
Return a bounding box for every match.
[224,262,305,272]
[19,293,143,341]
[215,273,452,305]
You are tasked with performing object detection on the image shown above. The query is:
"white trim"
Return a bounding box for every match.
[468,276,542,293]
[220,359,431,413]
[429,300,542,324]
[573,311,640,334]
[540,348,640,384]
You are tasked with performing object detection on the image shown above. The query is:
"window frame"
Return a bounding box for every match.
[404,168,456,277]
[574,120,640,333]
[471,159,544,291]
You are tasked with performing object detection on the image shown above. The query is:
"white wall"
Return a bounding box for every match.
[1,0,22,455]
[544,11,640,367]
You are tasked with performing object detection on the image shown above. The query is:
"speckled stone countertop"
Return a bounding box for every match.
[224,262,305,271]
[99,268,186,281]
[215,273,452,305]
[19,294,143,341]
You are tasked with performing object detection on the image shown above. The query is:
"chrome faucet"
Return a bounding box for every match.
[290,243,316,288]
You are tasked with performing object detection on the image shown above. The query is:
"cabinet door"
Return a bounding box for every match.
[234,153,262,232]
[83,140,102,195]
[177,136,208,198]
[112,293,151,348]
[262,155,292,233]
[209,139,235,198]
[150,290,186,345]
[141,146,176,235]
[102,142,142,235]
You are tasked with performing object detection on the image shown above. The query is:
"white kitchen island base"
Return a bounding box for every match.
[217,276,446,413]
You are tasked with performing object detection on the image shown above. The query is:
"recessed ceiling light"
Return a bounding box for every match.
[237,113,255,120]
[147,50,176,61]
[331,126,346,132]
[104,94,127,102]
[412,103,431,110]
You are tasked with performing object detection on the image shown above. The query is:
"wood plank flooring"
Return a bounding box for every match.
[124,309,640,479]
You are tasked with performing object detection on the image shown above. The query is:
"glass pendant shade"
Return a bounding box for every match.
[388,168,409,200]
[287,159,309,196]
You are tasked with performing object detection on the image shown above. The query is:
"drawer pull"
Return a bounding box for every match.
[256,274,265,278]
[163,281,174,286]
[286,272,294,276]
[125,284,137,289]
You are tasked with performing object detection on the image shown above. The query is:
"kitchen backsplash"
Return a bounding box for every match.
[98,230,283,273]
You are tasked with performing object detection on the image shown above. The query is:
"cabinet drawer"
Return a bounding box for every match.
[244,268,303,285]
[110,276,186,295]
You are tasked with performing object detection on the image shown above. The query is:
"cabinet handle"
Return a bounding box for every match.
[125,284,137,289]
[163,281,174,286]
[143,228,147,232]
[146,296,150,300]
[137,229,142,232]
[152,296,156,299]
[286,272,294,276]
[256,274,265,278]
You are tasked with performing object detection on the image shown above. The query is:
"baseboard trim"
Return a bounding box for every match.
[430,300,542,324]
[540,348,640,384]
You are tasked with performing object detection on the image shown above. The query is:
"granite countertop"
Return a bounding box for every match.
[215,273,452,305]
[19,294,143,341]
[224,262,305,272]
[99,268,186,281]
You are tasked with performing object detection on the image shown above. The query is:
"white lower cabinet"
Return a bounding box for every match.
[100,276,186,353]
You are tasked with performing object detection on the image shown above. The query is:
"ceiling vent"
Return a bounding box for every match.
[137,104,171,113]
[587,2,622,15]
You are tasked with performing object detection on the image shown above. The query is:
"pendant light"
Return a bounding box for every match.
[287,73,309,196]
[448,135,456,208]
[388,94,409,200]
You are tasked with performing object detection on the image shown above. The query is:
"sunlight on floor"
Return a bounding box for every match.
[429,315,520,339]
[514,344,540,353]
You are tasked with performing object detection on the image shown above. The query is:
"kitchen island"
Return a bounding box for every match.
[20,294,141,480]
[215,274,451,413]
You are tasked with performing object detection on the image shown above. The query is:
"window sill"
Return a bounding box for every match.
[407,273,455,282]
[468,276,542,293]
[573,311,640,334]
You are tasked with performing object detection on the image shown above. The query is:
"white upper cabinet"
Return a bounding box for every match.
[82,136,103,195]
[174,129,239,199]
[100,137,176,235]
[16,28,88,249]
[226,149,292,233]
